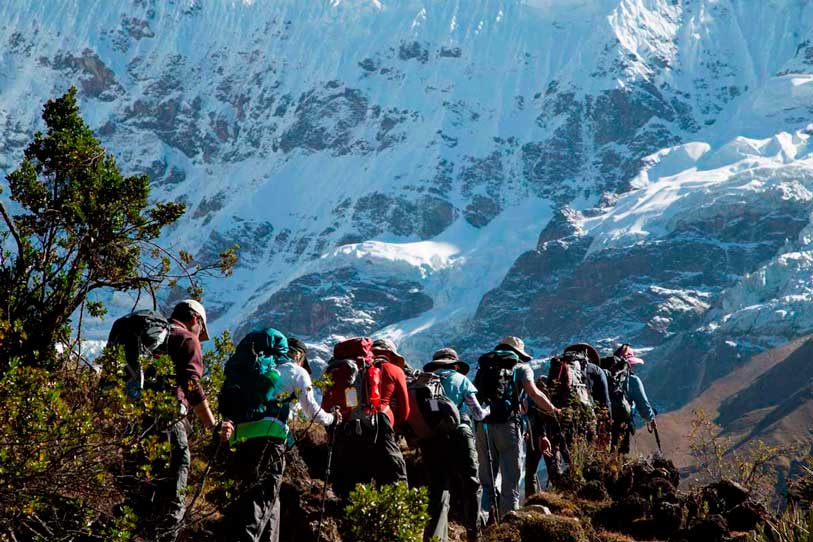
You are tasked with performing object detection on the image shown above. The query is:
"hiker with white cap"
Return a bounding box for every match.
[603,343,656,454]
[422,348,489,542]
[157,299,216,541]
[473,336,560,521]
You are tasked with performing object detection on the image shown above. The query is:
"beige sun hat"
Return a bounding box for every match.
[372,338,406,368]
[496,336,531,361]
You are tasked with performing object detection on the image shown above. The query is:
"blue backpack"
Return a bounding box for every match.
[219,328,292,423]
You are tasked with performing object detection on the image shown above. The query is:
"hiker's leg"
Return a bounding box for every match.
[259,495,281,542]
[610,420,623,452]
[376,414,408,485]
[494,421,522,516]
[157,419,191,541]
[454,422,483,539]
[525,435,542,499]
[330,430,357,501]
[421,437,451,542]
[229,438,286,542]
[619,425,632,454]
[474,424,496,515]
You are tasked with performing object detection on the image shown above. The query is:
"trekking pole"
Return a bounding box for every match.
[647,421,662,454]
[482,423,501,525]
[317,407,340,542]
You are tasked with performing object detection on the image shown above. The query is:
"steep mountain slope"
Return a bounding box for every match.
[634,335,813,483]
[2,0,813,411]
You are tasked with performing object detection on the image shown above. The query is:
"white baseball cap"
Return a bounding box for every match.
[177,299,209,341]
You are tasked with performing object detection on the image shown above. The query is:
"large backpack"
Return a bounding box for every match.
[106,310,171,397]
[603,355,632,423]
[321,337,386,439]
[547,350,593,409]
[474,350,521,423]
[218,329,292,424]
[406,371,461,440]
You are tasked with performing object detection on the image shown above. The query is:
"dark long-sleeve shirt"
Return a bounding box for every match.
[168,320,206,408]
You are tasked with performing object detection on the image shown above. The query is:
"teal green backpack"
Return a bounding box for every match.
[219,328,292,423]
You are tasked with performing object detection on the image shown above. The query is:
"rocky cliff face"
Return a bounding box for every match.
[2,0,813,411]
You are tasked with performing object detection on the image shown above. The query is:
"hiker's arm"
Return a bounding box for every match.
[192,399,216,429]
[178,337,214,428]
[595,367,613,421]
[522,379,558,414]
[628,375,655,422]
[463,393,490,421]
[297,371,336,427]
[393,367,410,425]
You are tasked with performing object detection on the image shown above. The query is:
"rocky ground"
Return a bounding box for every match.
[185,423,771,542]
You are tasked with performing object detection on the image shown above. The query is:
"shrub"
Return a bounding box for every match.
[344,482,431,542]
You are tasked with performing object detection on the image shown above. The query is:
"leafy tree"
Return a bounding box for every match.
[0,88,238,540]
[0,86,235,371]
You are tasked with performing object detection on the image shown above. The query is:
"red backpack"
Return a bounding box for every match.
[321,338,384,438]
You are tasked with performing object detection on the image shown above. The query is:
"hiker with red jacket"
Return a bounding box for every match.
[474,336,560,521]
[324,337,409,499]
[421,348,490,542]
[157,299,217,542]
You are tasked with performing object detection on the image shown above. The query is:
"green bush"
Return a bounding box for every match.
[344,482,431,542]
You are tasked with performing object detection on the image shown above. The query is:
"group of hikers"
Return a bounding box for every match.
[109,299,657,542]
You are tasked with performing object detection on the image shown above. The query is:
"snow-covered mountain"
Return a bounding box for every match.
[2,0,813,411]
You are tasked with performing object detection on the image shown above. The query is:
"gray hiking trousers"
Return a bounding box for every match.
[154,418,191,542]
[475,420,523,519]
[227,437,286,542]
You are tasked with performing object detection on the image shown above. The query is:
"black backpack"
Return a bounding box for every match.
[219,329,292,424]
[474,350,520,423]
[406,372,461,440]
[106,310,171,397]
[604,356,632,423]
[547,350,593,409]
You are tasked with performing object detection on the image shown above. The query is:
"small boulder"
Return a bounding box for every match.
[724,499,767,532]
[578,479,610,502]
[687,514,729,542]
[652,456,681,488]
[653,500,684,537]
[703,480,750,512]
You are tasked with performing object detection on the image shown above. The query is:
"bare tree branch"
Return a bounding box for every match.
[0,200,24,262]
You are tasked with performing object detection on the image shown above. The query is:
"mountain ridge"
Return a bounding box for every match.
[2,0,813,413]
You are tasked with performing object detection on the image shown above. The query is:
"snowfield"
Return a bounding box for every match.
[2,0,813,408]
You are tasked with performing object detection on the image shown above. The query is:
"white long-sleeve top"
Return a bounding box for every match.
[275,361,336,427]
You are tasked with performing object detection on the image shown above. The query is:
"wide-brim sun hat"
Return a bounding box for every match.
[372,338,406,367]
[423,347,470,375]
[496,335,532,362]
[564,343,601,366]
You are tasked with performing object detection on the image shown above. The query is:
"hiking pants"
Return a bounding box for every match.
[611,419,632,454]
[332,412,407,500]
[475,420,522,518]
[226,437,286,542]
[154,418,191,542]
[420,422,482,542]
